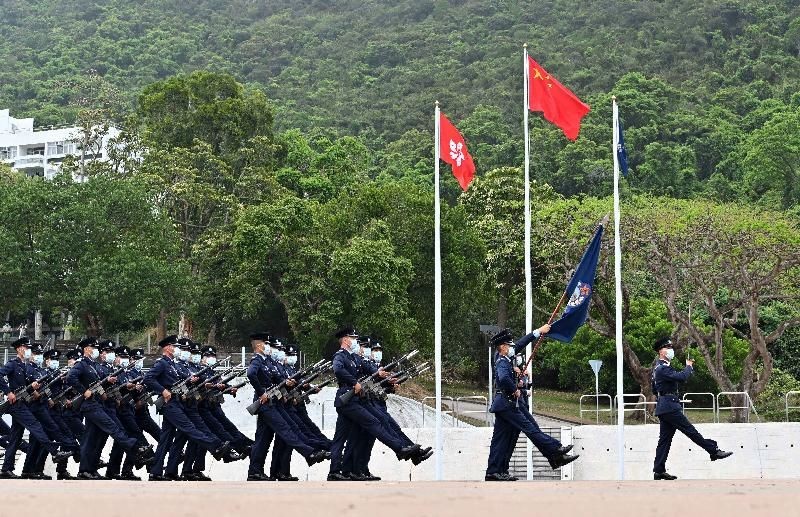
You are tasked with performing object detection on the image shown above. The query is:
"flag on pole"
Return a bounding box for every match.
[547,222,605,343]
[527,57,590,141]
[613,103,629,176]
[439,112,476,191]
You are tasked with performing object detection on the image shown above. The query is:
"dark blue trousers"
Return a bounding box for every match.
[654,410,718,473]
[78,399,137,473]
[107,406,146,476]
[248,409,276,476]
[209,404,252,449]
[135,406,161,442]
[2,402,60,473]
[163,402,220,476]
[486,411,518,475]
[329,400,406,474]
[150,420,176,477]
[250,404,314,476]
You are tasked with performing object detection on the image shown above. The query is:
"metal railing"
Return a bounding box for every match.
[454,396,489,427]
[614,393,656,424]
[579,394,613,424]
[785,391,800,422]
[681,392,717,422]
[716,391,758,423]
[421,396,454,427]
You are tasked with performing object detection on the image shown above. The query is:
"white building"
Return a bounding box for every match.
[0,108,119,180]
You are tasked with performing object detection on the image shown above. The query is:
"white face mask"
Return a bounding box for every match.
[32,355,43,367]
[135,359,144,369]
[665,349,675,361]
[23,348,32,359]
[286,355,297,366]
[263,345,271,356]
[362,348,371,359]
[104,352,115,364]
[190,354,201,364]
[205,356,217,366]
[372,351,382,363]
[515,355,523,367]
[349,339,360,354]
[181,350,191,361]
[48,360,59,370]
[119,358,129,367]
[90,348,99,360]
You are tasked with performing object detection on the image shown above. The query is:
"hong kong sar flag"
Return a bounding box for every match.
[439,112,476,191]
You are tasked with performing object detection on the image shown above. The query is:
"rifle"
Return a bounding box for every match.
[183,361,242,404]
[69,364,129,411]
[39,369,69,398]
[0,369,58,413]
[284,362,333,404]
[297,377,334,404]
[152,359,225,412]
[245,359,328,415]
[337,350,419,405]
[106,375,144,404]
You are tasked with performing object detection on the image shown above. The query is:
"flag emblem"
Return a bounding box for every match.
[567,282,592,308]
[449,140,465,166]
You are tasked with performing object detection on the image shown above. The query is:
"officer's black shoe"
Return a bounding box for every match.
[119,471,142,481]
[163,473,180,481]
[77,471,101,480]
[247,473,274,481]
[501,472,518,481]
[222,449,244,463]
[411,448,434,466]
[397,444,421,460]
[347,472,368,481]
[97,460,109,469]
[326,471,350,481]
[557,445,574,455]
[277,473,300,481]
[306,449,328,466]
[323,450,332,459]
[654,472,678,480]
[484,472,507,481]
[710,449,733,461]
[211,441,232,460]
[52,449,74,463]
[547,453,580,470]
[237,445,252,458]
[192,472,213,481]
[19,471,36,479]
[0,470,18,479]
[57,471,75,480]
[360,471,381,481]
[148,474,169,481]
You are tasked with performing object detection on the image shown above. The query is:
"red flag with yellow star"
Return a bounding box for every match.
[527,56,590,140]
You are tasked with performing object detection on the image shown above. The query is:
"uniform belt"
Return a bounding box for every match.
[657,392,678,397]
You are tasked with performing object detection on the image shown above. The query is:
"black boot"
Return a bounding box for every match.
[654,472,678,480]
[547,453,580,470]
[710,449,733,461]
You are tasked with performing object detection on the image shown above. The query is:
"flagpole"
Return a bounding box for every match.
[434,100,443,481]
[523,43,534,481]
[612,96,625,480]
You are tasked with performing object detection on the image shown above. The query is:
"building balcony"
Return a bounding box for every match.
[13,155,45,168]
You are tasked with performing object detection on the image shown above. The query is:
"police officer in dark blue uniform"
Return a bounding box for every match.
[327,327,420,481]
[130,348,160,443]
[67,337,154,480]
[145,335,241,482]
[247,332,329,481]
[652,337,733,480]
[105,345,149,480]
[0,337,73,478]
[485,327,578,481]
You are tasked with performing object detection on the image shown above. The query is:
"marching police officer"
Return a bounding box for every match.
[327,327,420,481]
[130,348,160,443]
[67,337,154,479]
[652,337,733,479]
[246,332,329,481]
[485,327,578,481]
[0,338,73,478]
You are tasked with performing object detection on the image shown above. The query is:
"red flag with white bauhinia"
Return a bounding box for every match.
[439,112,475,191]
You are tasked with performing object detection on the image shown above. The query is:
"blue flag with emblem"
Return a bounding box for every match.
[614,104,629,177]
[547,221,605,343]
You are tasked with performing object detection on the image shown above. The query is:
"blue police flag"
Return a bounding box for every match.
[547,221,605,343]
[614,105,629,177]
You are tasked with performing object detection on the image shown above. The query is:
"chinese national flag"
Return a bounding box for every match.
[439,112,475,191]
[528,56,590,141]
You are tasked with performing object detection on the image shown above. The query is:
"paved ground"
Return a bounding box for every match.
[5,479,798,517]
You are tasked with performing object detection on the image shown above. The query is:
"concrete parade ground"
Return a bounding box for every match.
[4,479,799,517]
